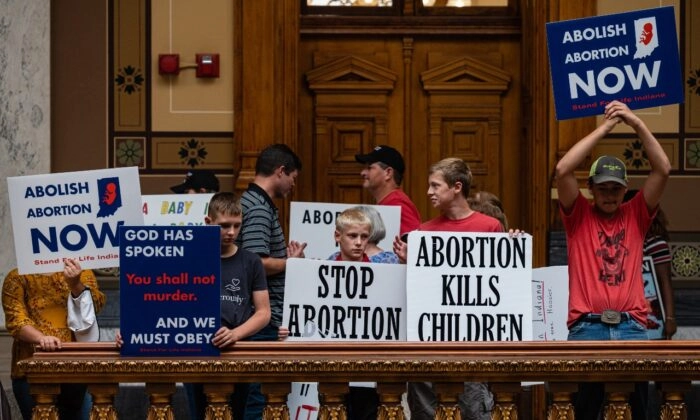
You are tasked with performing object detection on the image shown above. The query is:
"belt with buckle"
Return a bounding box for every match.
[581,310,630,325]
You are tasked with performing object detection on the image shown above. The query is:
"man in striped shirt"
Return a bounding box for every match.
[237,144,307,419]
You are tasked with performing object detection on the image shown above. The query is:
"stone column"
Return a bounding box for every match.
[0,0,51,327]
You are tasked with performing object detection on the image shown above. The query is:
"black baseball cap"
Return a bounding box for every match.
[170,170,220,193]
[355,145,405,175]
[589,156,627,187]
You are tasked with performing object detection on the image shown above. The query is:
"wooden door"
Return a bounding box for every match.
[297,34,524,230]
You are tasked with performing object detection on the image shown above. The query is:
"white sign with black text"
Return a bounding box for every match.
[283,258,407,340]
[289,202,401,260]
[531,265,569,341]
[283,257,407,420]
[405,231,533,342]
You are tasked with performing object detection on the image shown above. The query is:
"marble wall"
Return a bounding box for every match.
[0,0,51,328]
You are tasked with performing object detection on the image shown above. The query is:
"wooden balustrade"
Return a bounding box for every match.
[18,340,700,420]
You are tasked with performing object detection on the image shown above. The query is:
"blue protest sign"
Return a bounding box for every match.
[546,6,683,120]
[119,225,221,356]
[7,167,143,274]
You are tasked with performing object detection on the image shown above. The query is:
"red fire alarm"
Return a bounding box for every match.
[158,54,180,75]
[196,53,220,78]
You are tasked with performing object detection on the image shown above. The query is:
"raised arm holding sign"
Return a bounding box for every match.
[554,100,671,418]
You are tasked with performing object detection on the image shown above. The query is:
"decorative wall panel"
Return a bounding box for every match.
[420,55,511,195]
[151,0,234,132]
[113,0,146,132]
[684,139,700,171]
[591,139,679,171]
[307,55,397,202]
[151,137,235,169]
[114,137,146,168]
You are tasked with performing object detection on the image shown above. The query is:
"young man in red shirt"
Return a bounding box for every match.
[555,100,671,419]
[394,157,502,420]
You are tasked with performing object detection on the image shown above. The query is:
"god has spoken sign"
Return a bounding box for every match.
[119,225,221,356]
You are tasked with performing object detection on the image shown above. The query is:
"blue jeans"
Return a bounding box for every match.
[12,378,91,420]
[567,317,649,341]
[244,324,279,420]
[568,316,649,420]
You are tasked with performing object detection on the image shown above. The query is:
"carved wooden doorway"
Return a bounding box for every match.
[297,34,524,230]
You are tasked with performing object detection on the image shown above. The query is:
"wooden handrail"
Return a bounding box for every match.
[19,341,699,419]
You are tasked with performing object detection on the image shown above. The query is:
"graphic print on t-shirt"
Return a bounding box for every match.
[596,228,629,286]
[223,278,243,305]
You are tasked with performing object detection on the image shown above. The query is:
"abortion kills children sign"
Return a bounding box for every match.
[405,231,533,342]
[289,202,401,260]
[142,194,213,226]
[546,6,682,120]
[119,225,221,356]
[7,167,143,274]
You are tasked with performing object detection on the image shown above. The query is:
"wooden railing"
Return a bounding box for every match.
[18,340,700,420]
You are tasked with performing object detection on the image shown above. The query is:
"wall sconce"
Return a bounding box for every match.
[158,53,220,78]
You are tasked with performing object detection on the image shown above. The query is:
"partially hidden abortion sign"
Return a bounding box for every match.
[7,167,143,274]
[642,255,666,340]
[531,265,569,341]
[546,6,682,120]
[119,225,221,356]
[142,194,213,226]
[289,202,401,260]
[405,231,533,342]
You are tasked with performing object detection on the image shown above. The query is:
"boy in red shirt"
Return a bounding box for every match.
[394,157,501,420]
[555,100,671,419]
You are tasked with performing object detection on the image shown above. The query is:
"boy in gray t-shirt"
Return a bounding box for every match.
[187,192,270,420]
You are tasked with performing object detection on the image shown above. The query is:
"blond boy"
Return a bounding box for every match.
[331,207,372,262]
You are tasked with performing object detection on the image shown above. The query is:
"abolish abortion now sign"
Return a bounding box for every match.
[7,167,143,274]
[546,6,682,120]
